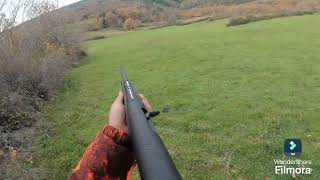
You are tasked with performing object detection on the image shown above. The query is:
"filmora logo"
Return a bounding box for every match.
[284,139,302,157]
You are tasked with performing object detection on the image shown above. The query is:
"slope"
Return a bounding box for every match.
[35,15,320,179]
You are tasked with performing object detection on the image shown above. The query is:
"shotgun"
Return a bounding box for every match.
[121,67,181,180]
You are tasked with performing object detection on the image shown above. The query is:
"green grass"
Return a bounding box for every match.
[85,28,129,40]
[35,15,320,179]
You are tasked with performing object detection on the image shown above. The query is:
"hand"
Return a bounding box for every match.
[108,91,152,132]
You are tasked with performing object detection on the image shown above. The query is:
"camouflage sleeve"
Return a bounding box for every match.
[70,125,136,180]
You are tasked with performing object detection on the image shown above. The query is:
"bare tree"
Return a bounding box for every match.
[21,0,33,22]
[26,0,58,19]
[8,0,23,26]
[0,0,23,32]
[0,0,7,11]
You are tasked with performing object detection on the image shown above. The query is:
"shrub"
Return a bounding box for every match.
[123,18,136,31]
[168,14,178,25]
[95,16,107,30]
[227,10,317,27]
[0,91,34,132]
[84,35,106,41]
[87,23,99,31]
[105,12,122,28]
[227,15,256,26]
[0,13,84,132]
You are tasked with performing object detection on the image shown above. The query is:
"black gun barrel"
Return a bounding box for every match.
[121,67,181,180]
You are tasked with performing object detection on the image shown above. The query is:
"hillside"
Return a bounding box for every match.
[64,0,254,10]
[57,0,258,24]
[35,15,320,179]
[54,0,320,34]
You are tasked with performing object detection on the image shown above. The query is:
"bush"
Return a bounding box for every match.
[0,92,34,132]
[84,35,106,41]
[168,14,178,25]
[0,13,84,132]
[227,9,317,27]
[87,24,99,31]
[123,18,136,31]
[227,15,256,26]
[96,16,107,30]
[105,12,122,28]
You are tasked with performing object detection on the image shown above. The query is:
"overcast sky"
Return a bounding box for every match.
[7,0,81,8]
[60,0,81,7]
[3,0,82,23]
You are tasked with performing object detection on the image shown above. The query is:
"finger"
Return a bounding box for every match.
[114,91,124,104]
[139,94,152,112]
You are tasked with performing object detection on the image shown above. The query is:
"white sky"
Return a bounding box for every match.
[5,0,81,9]
[59,0,81,7]
[2,0,82,23]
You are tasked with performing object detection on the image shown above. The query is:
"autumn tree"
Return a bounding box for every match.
[123,17,135,31]
[105,11,121,28]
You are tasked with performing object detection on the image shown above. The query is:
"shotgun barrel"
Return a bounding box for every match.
[121,67,181,180]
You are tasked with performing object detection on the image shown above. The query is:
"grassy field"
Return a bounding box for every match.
[35,15,320,179]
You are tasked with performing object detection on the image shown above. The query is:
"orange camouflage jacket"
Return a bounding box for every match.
[70,125,136,180]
